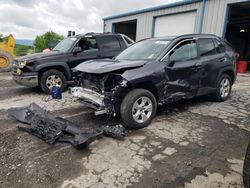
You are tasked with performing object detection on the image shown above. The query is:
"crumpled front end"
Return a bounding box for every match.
[69,72,128,115]
[69,87,105,110]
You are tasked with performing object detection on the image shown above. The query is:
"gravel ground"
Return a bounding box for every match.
[0,72,249,188]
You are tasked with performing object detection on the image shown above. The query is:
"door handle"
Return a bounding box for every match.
[219,57,226,62]
[195,62,202,66]
[191,63,201,72]
[191,66,201,72]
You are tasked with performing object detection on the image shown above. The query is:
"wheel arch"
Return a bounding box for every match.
[131,81,159,102]
[36,63,71,81]
[216,67,236,87]
[222,69,235,84]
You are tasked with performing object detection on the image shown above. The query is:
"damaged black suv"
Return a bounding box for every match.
[70,34,237,129]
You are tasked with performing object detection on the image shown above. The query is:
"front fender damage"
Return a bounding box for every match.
[8,103,125,148]
[103,74,128,115]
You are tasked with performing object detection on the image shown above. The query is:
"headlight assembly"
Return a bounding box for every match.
[19,61,27,68]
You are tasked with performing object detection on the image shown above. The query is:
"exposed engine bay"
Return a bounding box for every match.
[70,72,128,115]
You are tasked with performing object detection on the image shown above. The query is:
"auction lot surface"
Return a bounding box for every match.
[0,73,249,188]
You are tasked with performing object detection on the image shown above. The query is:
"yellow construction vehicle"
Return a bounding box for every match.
[0,34,16,72]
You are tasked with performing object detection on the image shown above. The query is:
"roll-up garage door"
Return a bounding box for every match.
[154,11,196,37]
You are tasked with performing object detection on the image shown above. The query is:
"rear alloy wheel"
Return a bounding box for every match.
[40,69,67,94]
[212,74,232,102]
[220,78,230,98]
[120,89,157,129]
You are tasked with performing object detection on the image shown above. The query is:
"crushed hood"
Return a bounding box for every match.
[17,51,64,62]
[74,59,148,74]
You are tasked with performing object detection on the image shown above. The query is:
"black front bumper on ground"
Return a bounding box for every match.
[8,103,125,148]
[12,71,38,88]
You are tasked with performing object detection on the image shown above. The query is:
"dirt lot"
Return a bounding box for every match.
[0,73,249,188]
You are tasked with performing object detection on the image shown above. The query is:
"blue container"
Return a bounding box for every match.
[51,85,62,99]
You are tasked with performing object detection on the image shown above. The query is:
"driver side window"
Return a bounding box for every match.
[169,40,198,62]
[76,37,98,52]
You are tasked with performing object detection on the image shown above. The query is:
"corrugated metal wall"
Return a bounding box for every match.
[104,1,203,41]
[202,0,250,36]
[104,0,249,41]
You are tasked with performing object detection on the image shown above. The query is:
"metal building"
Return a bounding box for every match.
[103,0,250,58]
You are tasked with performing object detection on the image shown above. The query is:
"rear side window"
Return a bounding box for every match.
[198,39,217,57]
[214,39,226,53]
[169,40,198,62]
[100,36,121,51]
[221,40,234,52]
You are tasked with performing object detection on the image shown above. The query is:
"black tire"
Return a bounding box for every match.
[243,140,250,188]
[39,69,67,94]
[120,89,157,129]
[211,74,232,102]
[0,50,13,72]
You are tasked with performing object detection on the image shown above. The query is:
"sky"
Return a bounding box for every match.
[0,0,180,39]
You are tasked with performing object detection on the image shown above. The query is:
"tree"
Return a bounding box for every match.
[0,33,3,42]
[14,44,33,56]
[33,31,64,52]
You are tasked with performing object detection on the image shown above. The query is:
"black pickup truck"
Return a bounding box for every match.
[12,33,134,93]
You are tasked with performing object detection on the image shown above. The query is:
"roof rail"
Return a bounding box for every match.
[84,32,117,35]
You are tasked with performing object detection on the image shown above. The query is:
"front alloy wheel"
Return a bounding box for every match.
[120,89,157,129]
[40,69,67,94]
[132,96,153,123]
[46,75,62,89]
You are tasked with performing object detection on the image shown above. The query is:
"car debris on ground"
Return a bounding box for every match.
[8,103,125,148]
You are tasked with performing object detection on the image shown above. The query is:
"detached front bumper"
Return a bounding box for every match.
[12,71,38,88]
[69,87,106,111]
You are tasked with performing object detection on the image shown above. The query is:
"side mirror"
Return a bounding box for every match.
[72,46,82,54]
[168,60,175,67]
[164,56,175,67]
